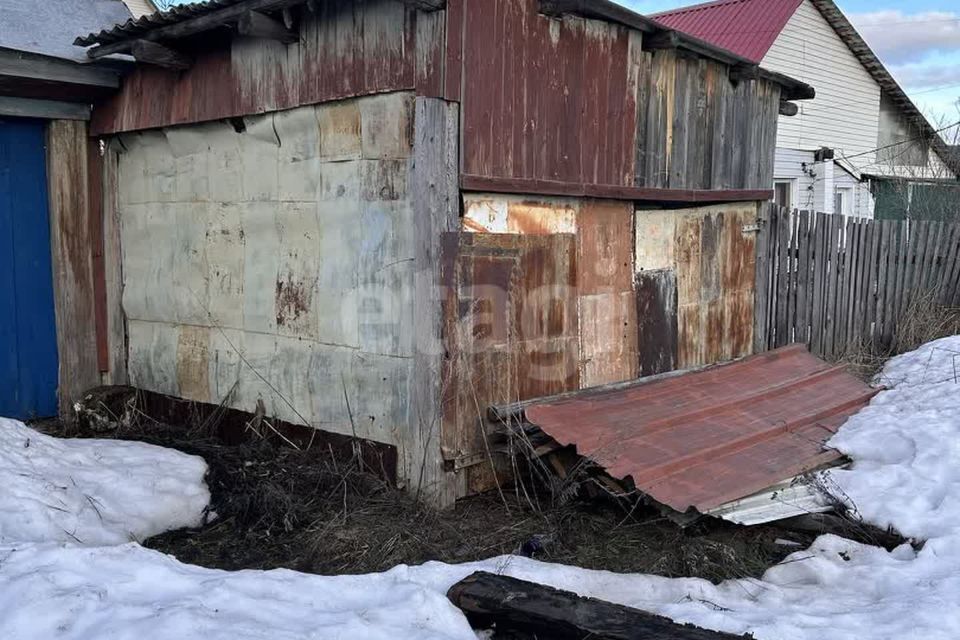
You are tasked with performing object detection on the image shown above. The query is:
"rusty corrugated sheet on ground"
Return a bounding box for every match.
[90,0,433,135]
[523,345,878,514]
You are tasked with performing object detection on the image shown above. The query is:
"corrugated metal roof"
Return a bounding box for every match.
[652,0,802,63]
[1,0,131,62]
[75,0,247,47]
[523,345,877,515]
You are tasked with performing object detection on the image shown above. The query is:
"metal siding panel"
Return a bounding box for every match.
[0,119,59,418]
[461,0,636,187]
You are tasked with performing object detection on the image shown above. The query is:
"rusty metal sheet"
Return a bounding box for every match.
[460,0,638,187]
[441,232,579,493]
[576,200,637,387]
[635,203,757,373]
[91,0,428,135]
[523,344,879,514]
[462,195,578,235]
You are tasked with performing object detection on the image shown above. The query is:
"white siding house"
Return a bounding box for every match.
[656,0,960,219]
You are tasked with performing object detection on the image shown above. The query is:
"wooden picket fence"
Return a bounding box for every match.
[754,204,960,360]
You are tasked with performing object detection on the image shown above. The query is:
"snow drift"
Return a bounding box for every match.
[0,418,209,545]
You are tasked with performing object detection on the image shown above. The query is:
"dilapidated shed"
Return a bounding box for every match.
[74,0,813,505]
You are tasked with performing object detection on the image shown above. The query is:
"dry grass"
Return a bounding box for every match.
[834,291,960,382]
[45,408,814,583]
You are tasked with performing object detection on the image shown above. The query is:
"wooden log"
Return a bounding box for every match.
[447,571,752,640]
[237,10,298,43]
[130,40,192,70]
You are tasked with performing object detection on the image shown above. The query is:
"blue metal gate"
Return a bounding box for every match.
[0,118,59,419]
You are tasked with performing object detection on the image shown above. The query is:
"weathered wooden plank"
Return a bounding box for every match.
[874,220,890,346]
[859,218,876,343]
[892,220,909,326]
[237,10,299,42]
[753,202,772,351]
[410,97,460,506]
[795,210,810,344]
[101,144,127,384]
[921,222,943,294]
[943,223,960,305]
[46,120,101,419]
[447,571,750,640]
[775,207,791,347]
[852,217,866,345]
[937,224,958,302]
[808,212,823,355]
[0,96,90,121]
[906,221,927,308]
[822,215,843,356]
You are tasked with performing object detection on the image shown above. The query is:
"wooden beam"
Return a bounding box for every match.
[460,174,773,204]
[0,49,120,89]
[0,96,90,120]
[86,0,309,58]
[130,40,192,70]
[237,10,298,43]
[779,100,800,117]
[643,30,682,50]
[447,572,750,640]
[405,0,446,9]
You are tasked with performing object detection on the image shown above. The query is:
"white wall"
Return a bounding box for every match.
[761,0,881,172]
[773,148,874,217]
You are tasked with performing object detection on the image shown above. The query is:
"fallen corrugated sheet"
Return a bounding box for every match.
[521,345,878,516]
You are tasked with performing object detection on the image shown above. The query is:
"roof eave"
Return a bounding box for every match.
[808,0,960,178]
[540,0,814,101]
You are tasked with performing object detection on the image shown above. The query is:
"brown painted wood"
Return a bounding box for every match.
[447,571,750,640]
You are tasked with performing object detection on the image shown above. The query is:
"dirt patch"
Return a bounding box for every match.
[41,412,823,582]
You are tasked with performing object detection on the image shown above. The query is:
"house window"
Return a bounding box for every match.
[835,187,853,216]
[774,180,795,210]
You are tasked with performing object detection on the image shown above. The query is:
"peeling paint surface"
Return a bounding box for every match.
[117,93,418,460]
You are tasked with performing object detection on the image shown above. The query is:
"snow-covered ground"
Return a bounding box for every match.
[0,418,209,545]
[1,337,960,639]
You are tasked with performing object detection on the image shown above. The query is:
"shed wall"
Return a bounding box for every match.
[456,0,782,193]
[114,92,427,479]
[90,0,438,135]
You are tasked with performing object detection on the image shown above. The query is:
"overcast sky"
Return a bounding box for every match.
[619,0,960,124]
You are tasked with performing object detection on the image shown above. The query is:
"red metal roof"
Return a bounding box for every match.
[524,345,878,514]
[653,0,802,64]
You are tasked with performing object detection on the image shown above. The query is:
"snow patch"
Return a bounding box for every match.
[0,419,210,546]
